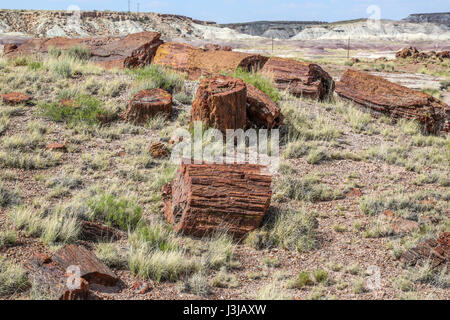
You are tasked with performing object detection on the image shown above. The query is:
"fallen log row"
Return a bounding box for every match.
[5,31,163,69]
[335,69,449,133]
[258,57,335,100]
[162,162,272,239]
[153,42,268,80]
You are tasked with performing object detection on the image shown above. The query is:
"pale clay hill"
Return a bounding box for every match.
[0,9,449,42]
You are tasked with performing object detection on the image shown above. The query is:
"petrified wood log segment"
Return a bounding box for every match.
[5,32,163,69]
[162,162,272,239]
[246,83,283,128]
[153,42,268,80]
[122,88,172,124]
[191,76,247,133]
[335,69,449,133]
[80,220,123,242]
[258,57,334,100]
[25,254,90,300]
[52,245,118,286]
[402,232,449,270]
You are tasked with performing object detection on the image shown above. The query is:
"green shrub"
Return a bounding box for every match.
[287,271,312,289]
[52,60,73,78]
[179,272,212,297]
[39,94,105,127]
[0,231,17,247]
[232,67,281,103]
[66,46,91,61]
[87,193,143,231]
[28,61,44,71]
[313,269,328,283]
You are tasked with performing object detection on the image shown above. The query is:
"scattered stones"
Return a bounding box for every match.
[191,76,247,134]
[5,31,163,69]
[246,83,283,129]
[45,142,67,152]
[132,281,152,294]
[2,92,31,105]
[396,47,450,61]
[203,43,232,51]
[402,232,449,270]
[258,57,334,100]
[335,69,450,133]
[149,142,169,158]
[162,162,272,239]
[122,88,172,124]
[52,244,119,287]
[396,46,419,59]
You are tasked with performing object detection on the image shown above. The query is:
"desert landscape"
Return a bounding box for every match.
[0,8,448,301]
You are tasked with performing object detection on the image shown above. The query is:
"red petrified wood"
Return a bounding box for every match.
[246,83,283,128]
[335,69,449,133]
[122,88,172,124]
[191,76,247,133]
[2,92,31,105]
[5,32,163,69]
[162,162,272,239]
[52,245,119,287]
[258,57,335,100]
[402,232,449,270]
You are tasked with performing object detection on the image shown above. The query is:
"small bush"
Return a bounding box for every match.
[0,185,20,207]
[313,269,328,283]
[287,271,312,289]
[212,267,239,288]
[95,243,128,269]
[129,65,184,94]
[39,94,105,127]
[0,257,30,297]
[254,281,293,300]
[0,231,17,247]
[173,92,193,105]
[179,272,212,297]
[231,67,281,102]
[66,46,91,61]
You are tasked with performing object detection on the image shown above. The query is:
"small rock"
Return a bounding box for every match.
[132,281,152,294]
[45,143,67,152]
[149,142,169,158]
[2,92,31,105]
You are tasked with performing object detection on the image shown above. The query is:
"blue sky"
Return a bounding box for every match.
[0,0,448,23]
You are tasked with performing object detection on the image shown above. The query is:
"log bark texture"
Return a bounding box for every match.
[162,162,272,239]
[336,69,450,133]
[52,245,118,286]
[258,57,335,100]
[402,232,449,270]
[153,42,268,80]
[246,83,283,128]
[122,88,172,124]
[80,220,124,242]
[191,76,247,133]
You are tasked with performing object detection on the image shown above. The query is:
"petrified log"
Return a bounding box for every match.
[258,57,334,100]
[191,76,247,133]
[162,162,272,239]
[396,46,419,59]
[402,232,449,270]
[2,92,31,105]
[25,254,90,300]
[246,83,283,129]
[335,69,450,133]
[122,88,172,124]
[153,42,268,80]
[52,245,118,287]
[5,32,163,69]
[80,220,123,242]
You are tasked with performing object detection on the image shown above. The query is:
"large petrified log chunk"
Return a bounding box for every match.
[402,232,449,270]
[191,76,247,133]
[2,92,32,105]
[25,254,91,300]
[153,42,268,80]
[246,83,283,129]
[258,57,335,100]
[162,162,272,239]
[52,245,118,287]
[335,69,450,133]
[5,32,163,69]
[122,88,172,124]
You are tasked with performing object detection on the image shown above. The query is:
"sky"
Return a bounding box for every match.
[0,0,449,23]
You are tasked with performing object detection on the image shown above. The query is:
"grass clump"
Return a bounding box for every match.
[179,272,212,297]
[87,193,143,231]
[129,64,184,94]
[232,67,281,102]
[287,271,313,289]
[0,185,20,207]
[245,208,318,252]
[0,230,17,247]
[95,243,128,269]
[0,257,30,297]
[254,280,293,300]
[212,267,239,288]
[39,94,105,127]
[313,269,328,283]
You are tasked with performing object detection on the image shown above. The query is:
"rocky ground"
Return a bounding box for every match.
[0,45,448,300]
